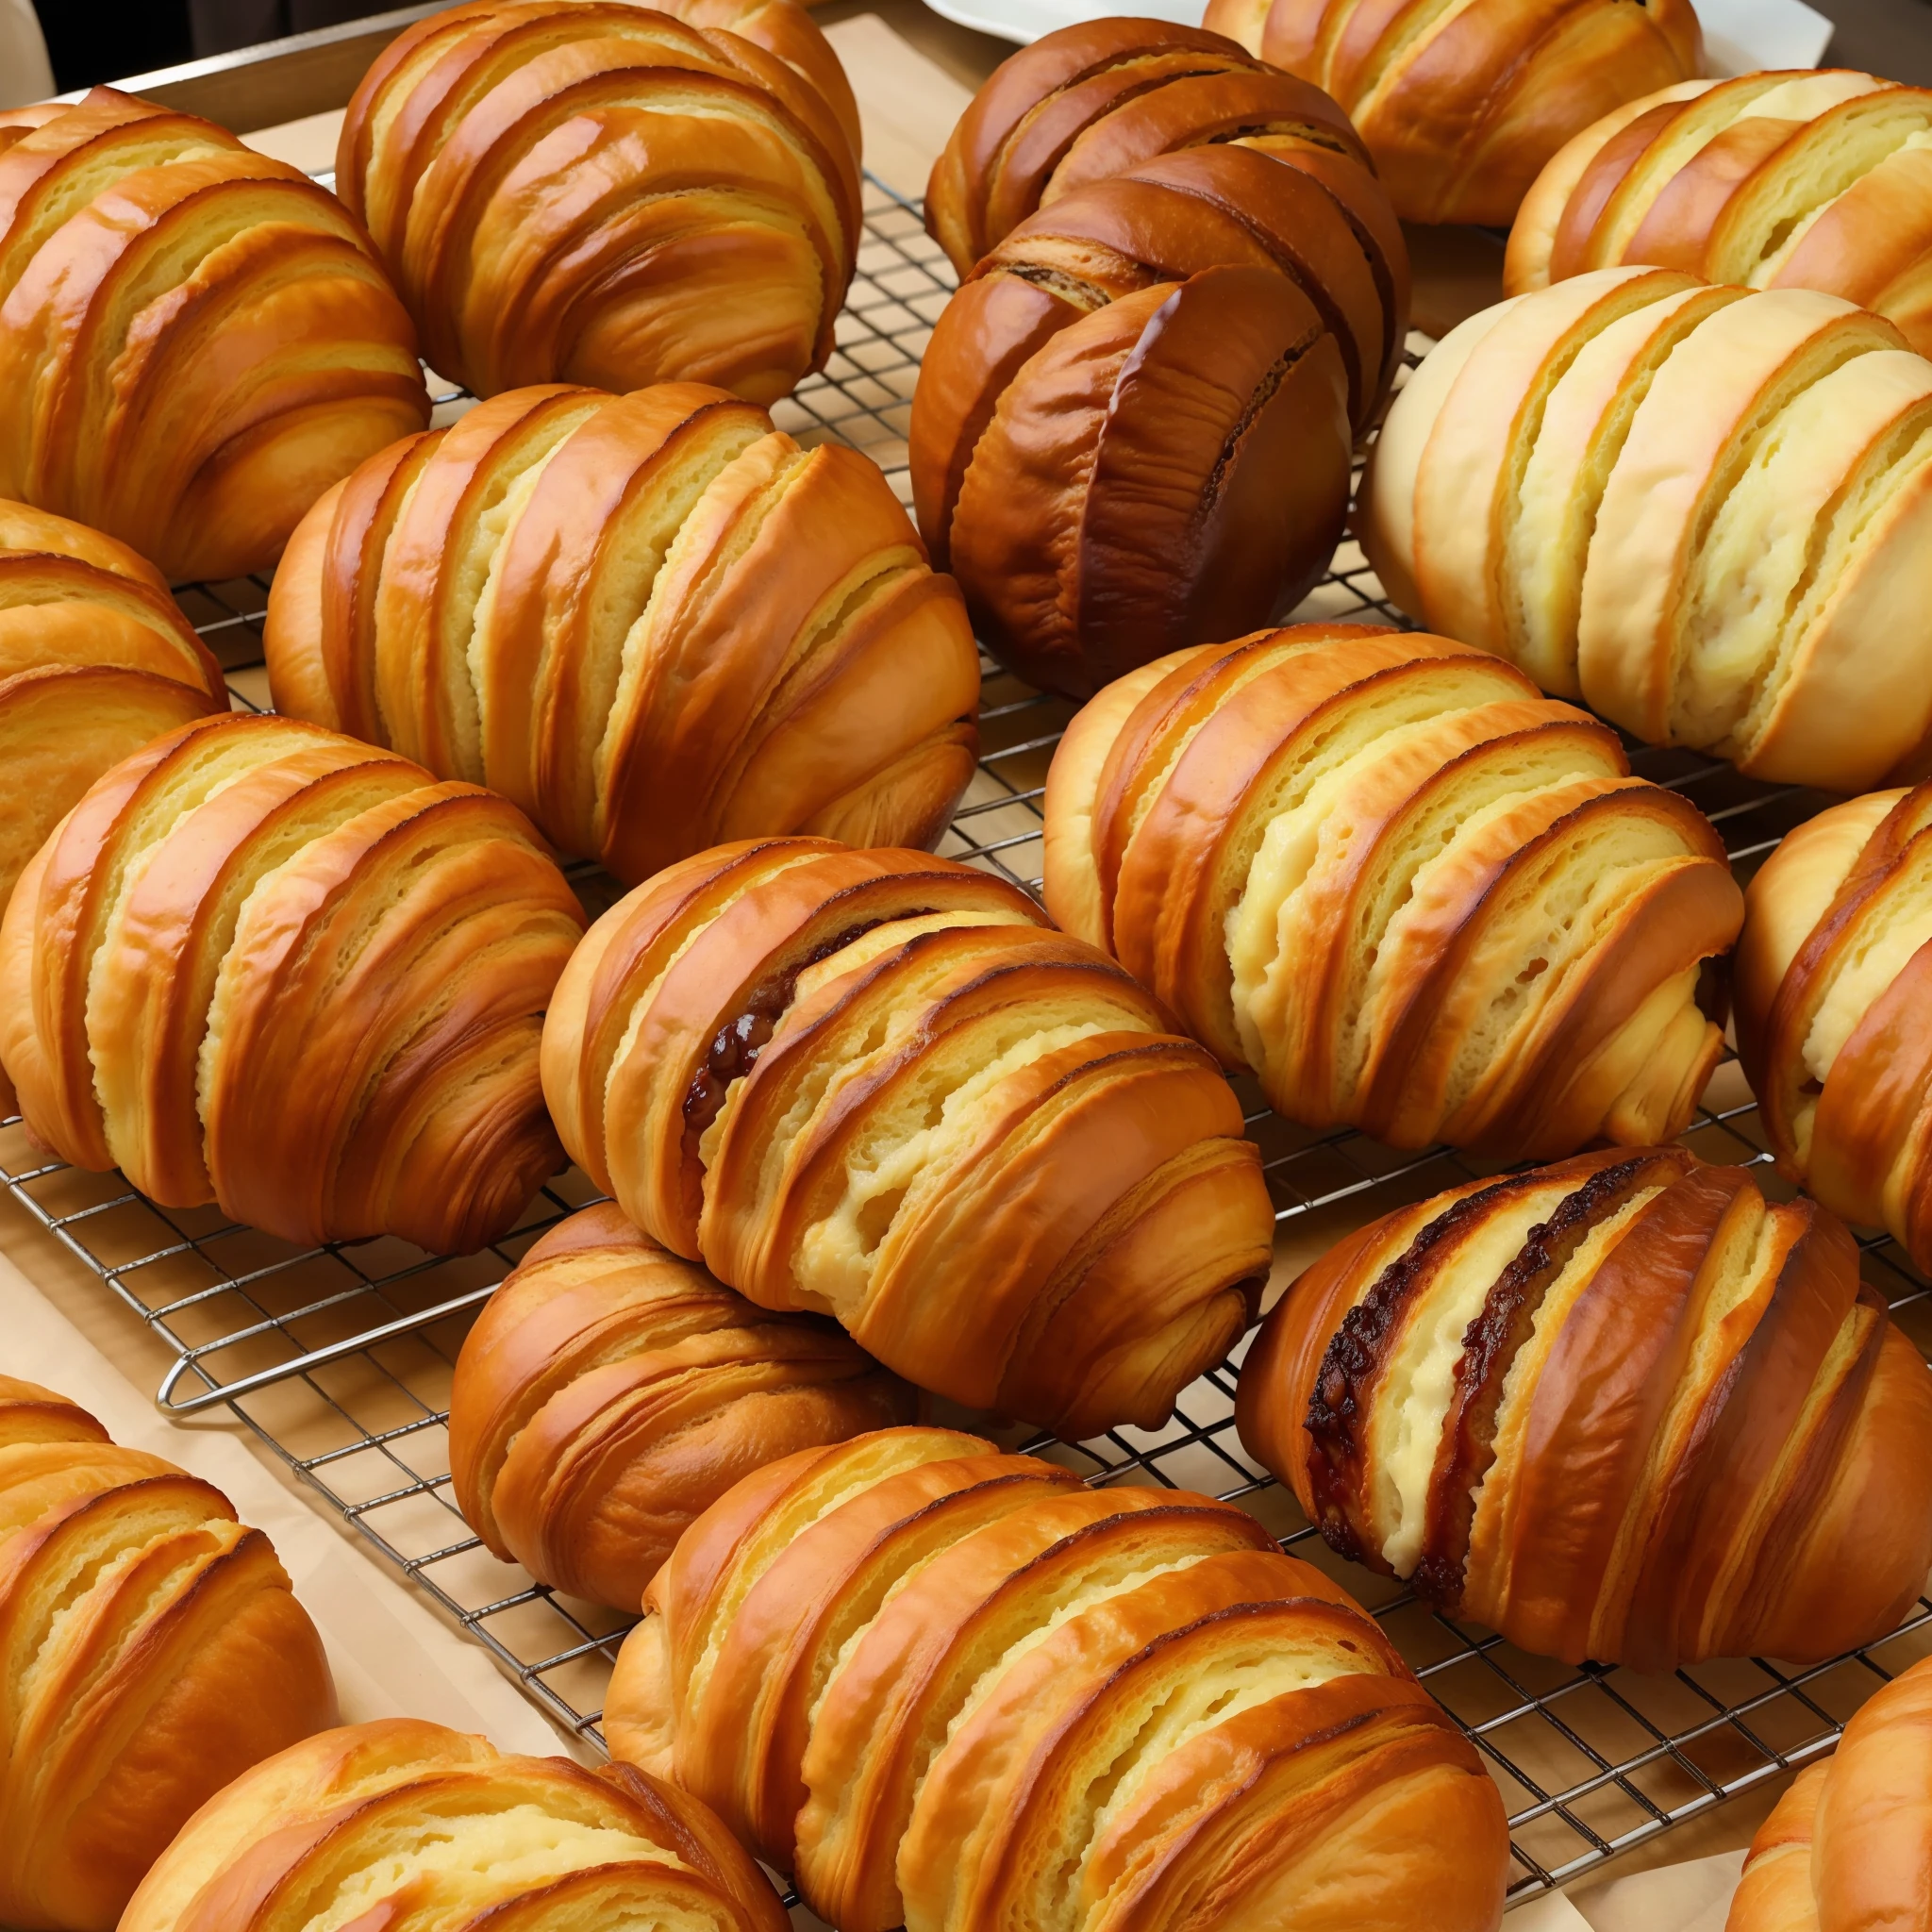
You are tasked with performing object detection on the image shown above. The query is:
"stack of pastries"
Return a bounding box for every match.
[336,0,860,403]
[606,1425,1512,1932]
[0,1375,334,1932]
[0,89,428,580]
[912,20,1407,697]
[1044,624,1741,1157]
[1508,72,1932,355]
[1361,268,1932,789]
[449,1200,916,1608]
[0,712,584,1252]
[265,381,979,883]
[541,837,1274,1437]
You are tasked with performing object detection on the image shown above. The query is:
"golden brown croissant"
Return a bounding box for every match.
[910,140,1396,696]
[0,711,584,1252]
[1238,1151,1932,1672]
[541,837,1274,1437]
[1735,780,1932,1274]
[118,1718,788,1932]
[1725,1655,1932,1932]
[265,382,979,885]
[1508,74,1932,358]
[0,89,428,583]
[1360,269,1932,791]
[0,504,223,929]
[336,0,860,404]
[1204,0,1703,225]
[605,1424,1510,1932]
[1043,623,1740,1160]
[0,1374,335,1932]
[449,1199,917,1609]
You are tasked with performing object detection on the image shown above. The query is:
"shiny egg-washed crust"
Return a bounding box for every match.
[1737,780,1932,1274]
[1725,1653,1932,1932]
[448,1200,917,1610]
[605,1424,1510,1932]
[1042,624,1740,1161]
[0,712,585,1253]
[1239,1153,1932,1671]
[118,1718,788,1932]
[0,89,428,582]
[1508,72,1932,359]
[335,0,861,405]
[1205,0,1702,225]
[541,838,1274,1437]
[1360,271,1932,791]
[910,139,1388,698]
[0,505,223,941]
[0,1374,335,1932]
[265,381,979,885]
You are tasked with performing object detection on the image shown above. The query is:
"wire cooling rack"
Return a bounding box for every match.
[4,173,1929,1910]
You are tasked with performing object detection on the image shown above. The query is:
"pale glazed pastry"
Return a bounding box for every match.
[1043,624,1741,1160]
[118,1719,788,1932]
[1508,72,1932,357]
[0,1375,335,1932]
[540,838,1274,1438]
[266,383,979,885]
[1204,0,1702,225]
[1360,269,1932,790]
[0,712,584,1252]
[449,1201,916,1608]
[605,1424,1511,1932]
[1238,1151,1932,1670]
[0,90,427,580]
[336,0,860,404]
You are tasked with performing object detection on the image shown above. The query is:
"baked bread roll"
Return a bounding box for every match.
[0,712,584,1253]
[336,0,860,405]
[1508,73,1932,358]
[0,1374,334,1932]
[1238,1151,1932,1671]
[541,837,1274,1437]
[0,89,428,583]
[449,1200,917,1609]
[0,505,223,928]
[1725,1655,1932,1932]
[1735,780,1932,1274]
[1042,623,1740,1160]
[1204,0,1702,225]
[606,1424,1510,1932]
[118,1718,788,1932]
[265,382,979,885]
[1360,269,1932,791]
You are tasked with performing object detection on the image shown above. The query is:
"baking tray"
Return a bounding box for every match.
[3,172,1928,1907]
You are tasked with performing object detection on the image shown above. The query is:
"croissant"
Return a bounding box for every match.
[1203,0,1702,225]
[0,712,584,1253]
[1734,779,1932,1276]
[336,0,860,404]
[118,1718,788,1932]
[605,1424,1510,1932]
[1360,269,1932,791]
[449,1200,917,1609]
[0,89,428,583]
[0,505,223,929]
[911,142,1397,696]
[1508,73,1932,358]
[1725,1655,1932,1932]
[1043,623,1740,1160]
[1238,1151,1932,1671]
[0,1374,335,1932]
[540,837,1274,1437]
[265,382,979,885]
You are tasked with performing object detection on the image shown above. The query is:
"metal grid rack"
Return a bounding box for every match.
[3,171,1929,1910]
